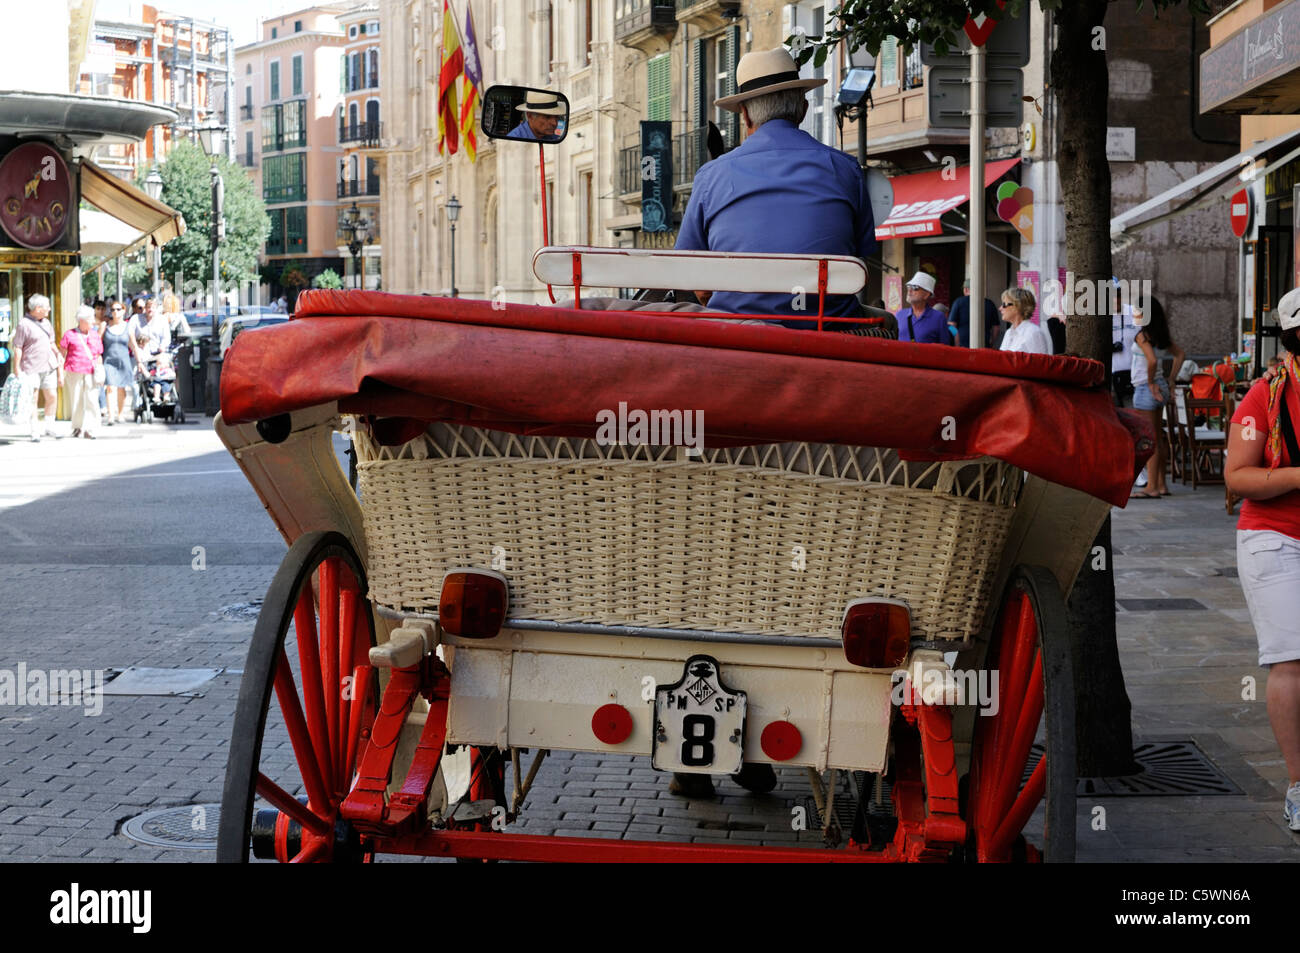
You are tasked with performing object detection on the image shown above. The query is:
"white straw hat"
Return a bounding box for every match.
[515,95,566,116]
[715,48,826,112]
[1279,287,1300,331]
[905,271,936,295]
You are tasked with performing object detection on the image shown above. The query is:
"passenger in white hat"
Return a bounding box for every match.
[895,270,950,344]
[673,47,880,329]
[506,94,566,141]
[1226,284,1300,832]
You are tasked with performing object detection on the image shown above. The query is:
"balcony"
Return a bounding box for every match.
[337,176,381,198]
[262,131,307,153]
[240,103,254,120]
[673,126,721,188]
[236,152,258,168]
[618,144,640,197]
[615,0,675,53]
[339,120,383,147]
[674,0,738,32]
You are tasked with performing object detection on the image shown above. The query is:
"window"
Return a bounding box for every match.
[366,99,379,126]
[269,60,280,100]
[789,4,829,144]
[292,54,303,96]
[367,19,379,34]
[267,209,284,253]
[244,85,252,108]
[244,130,253,159]
[271,27,277,39]
[693,29,739,148]
[903,44,923,89]
[286,206,306,252]
[349,25,358,39]
[245,63,251,75]
[878,37,898,88]
[367,49,379,87]
[579,170,593,244]
[348,101,359,130]
[351,52,362,91]
[294,19,302,32]
[546,1,554,81]
[262,100,306,151]
[647,53,670,122]
[263,153,306,203]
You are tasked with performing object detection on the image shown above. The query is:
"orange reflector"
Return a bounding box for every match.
[439,569,508,639]
[841,599,911,669]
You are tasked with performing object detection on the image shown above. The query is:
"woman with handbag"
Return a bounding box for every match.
[1226,286,1300,833]
[1129,296,1184,499]
[57,305,103,439]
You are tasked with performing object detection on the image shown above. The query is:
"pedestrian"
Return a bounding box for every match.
[1129,296,1184,499]
[58,305,103,439]
[91,298,109,422]
[100,298,142,424]
[1224,284,1300,832]
[949,276,999,348]
[1112,288,1139,406]
[160,292,191,340]
[895,272,950,344]
[9,293,61,441]
[1046,313,1067,354]
[997,287,1052,355]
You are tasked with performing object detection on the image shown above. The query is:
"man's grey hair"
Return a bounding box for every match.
[742,88,806,127]
[27,294,50,313]
[76,305,95,323]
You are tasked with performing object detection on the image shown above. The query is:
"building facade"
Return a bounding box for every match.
[78,5,235,180]
[235,6,347,289]
[337,2,384,289]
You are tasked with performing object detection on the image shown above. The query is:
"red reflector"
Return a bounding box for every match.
[439,570,508,639]
[760,721,802,761]
[842,599,911,669]
[591,704,634,745]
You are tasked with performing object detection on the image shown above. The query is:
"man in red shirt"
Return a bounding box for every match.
[1226,286,1300,831]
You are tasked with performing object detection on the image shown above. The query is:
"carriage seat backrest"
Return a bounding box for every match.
[532,246,868,297]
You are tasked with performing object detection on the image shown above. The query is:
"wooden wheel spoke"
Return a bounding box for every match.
[319,558,341,793]
[256,772,333,837]
[294,588,336,788]
[338,586,360,792]
[290,839,329,863]
[272,649,333,815]
[989,756,1047,859]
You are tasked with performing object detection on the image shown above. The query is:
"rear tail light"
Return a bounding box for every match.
[841,598,911,669]
[438,569,509,639]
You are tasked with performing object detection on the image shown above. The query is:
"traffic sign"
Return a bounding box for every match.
[921,6,1029,68]
[928,66,1024,128]
[1230,188,1252,238]
[965,1,1007,46]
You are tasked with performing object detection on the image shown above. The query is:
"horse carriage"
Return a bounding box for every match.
[212,86,1151,864]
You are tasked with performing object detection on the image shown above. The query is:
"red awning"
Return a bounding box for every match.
[220,290,1153,507]
[875,157,1021,240]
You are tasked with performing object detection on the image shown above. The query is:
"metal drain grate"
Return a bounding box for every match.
[1024,741,1241,797]
[122,804,221,849]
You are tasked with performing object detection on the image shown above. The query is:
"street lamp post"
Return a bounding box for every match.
[446,194,461,298]
[341,202,371,289]
[143,167,164,294]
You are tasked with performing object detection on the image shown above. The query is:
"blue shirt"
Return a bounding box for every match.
[674,119,878,322]
[950,295,998,348]
[895,305,950,344]
[506,119,538,140]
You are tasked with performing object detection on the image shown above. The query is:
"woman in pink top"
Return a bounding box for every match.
[58,305,103,439]
[1226,286,1300,832]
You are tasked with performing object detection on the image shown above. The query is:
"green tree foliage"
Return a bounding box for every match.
[155,140,270,293]
[312,268,343,290]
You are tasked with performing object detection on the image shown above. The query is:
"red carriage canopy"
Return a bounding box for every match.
[221,290,1152,506]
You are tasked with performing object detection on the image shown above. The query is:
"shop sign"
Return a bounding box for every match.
[1200,0,1300,113]
[0,142,72,250]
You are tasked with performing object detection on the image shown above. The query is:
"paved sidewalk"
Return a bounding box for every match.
[0,423,1296,861]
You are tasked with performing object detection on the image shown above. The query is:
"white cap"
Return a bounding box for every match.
[906,272,936,295]
[1280,287,1300,331]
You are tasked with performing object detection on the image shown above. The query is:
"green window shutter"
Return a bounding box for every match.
[647,53,670,122]
[692,38,706,129]
[292,56,302,96]
[725,26,740,147]
[270,61,280,100]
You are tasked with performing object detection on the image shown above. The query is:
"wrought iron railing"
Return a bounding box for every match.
[339,121,383,146]
[337,176,381,198]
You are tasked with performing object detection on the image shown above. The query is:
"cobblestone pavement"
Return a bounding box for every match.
[0,423,1296,862]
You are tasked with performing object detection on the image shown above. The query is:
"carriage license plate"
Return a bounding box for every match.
[651,655,746,774]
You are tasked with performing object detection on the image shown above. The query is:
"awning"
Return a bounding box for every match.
[1109,126,1300,249]
[874,158,1021,240]
[79,207,145,258]
[79,158,185,265]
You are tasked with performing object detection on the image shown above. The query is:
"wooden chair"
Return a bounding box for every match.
[1164,388,1189,484]
[1180,389,1229,487]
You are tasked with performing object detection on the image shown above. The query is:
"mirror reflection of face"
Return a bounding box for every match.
[526,111,560,139]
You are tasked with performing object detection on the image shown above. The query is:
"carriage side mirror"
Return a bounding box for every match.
[481,85,570,144]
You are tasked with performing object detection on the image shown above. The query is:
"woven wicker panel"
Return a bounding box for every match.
[353,424,1020,641]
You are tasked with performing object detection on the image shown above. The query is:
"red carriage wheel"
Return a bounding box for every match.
[964,566,1077,863]
[218,531,379,862]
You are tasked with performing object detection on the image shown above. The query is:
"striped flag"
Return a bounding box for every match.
[459,2,483,162]
[437,0,463,155]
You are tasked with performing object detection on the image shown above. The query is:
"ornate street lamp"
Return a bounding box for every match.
[446,194,462,298]
[341,201,371,289]
[143,166,164,294]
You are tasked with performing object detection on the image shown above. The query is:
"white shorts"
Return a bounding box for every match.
[1237,529,1300,665]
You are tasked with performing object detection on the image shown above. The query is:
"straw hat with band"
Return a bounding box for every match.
[515,96,566,116]
[715,48,827,113]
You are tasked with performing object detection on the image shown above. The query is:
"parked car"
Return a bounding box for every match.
[217,313,289,359]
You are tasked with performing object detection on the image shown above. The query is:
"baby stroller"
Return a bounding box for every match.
[133,344,187,424]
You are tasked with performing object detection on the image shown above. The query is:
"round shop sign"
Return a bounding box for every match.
[1230,188,1252,239]
[0,142,72,250]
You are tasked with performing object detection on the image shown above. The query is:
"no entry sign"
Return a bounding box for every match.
[964,0,1007,46]
[1230,188,1252,238]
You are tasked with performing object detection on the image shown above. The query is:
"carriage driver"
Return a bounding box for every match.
[506,95,565,141]
[674,47,879,330]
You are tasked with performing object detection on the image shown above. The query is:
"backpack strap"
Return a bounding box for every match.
[1280,384,1300,468]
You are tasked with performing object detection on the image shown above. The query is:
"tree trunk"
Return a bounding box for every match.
[1050,1,1139,777]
